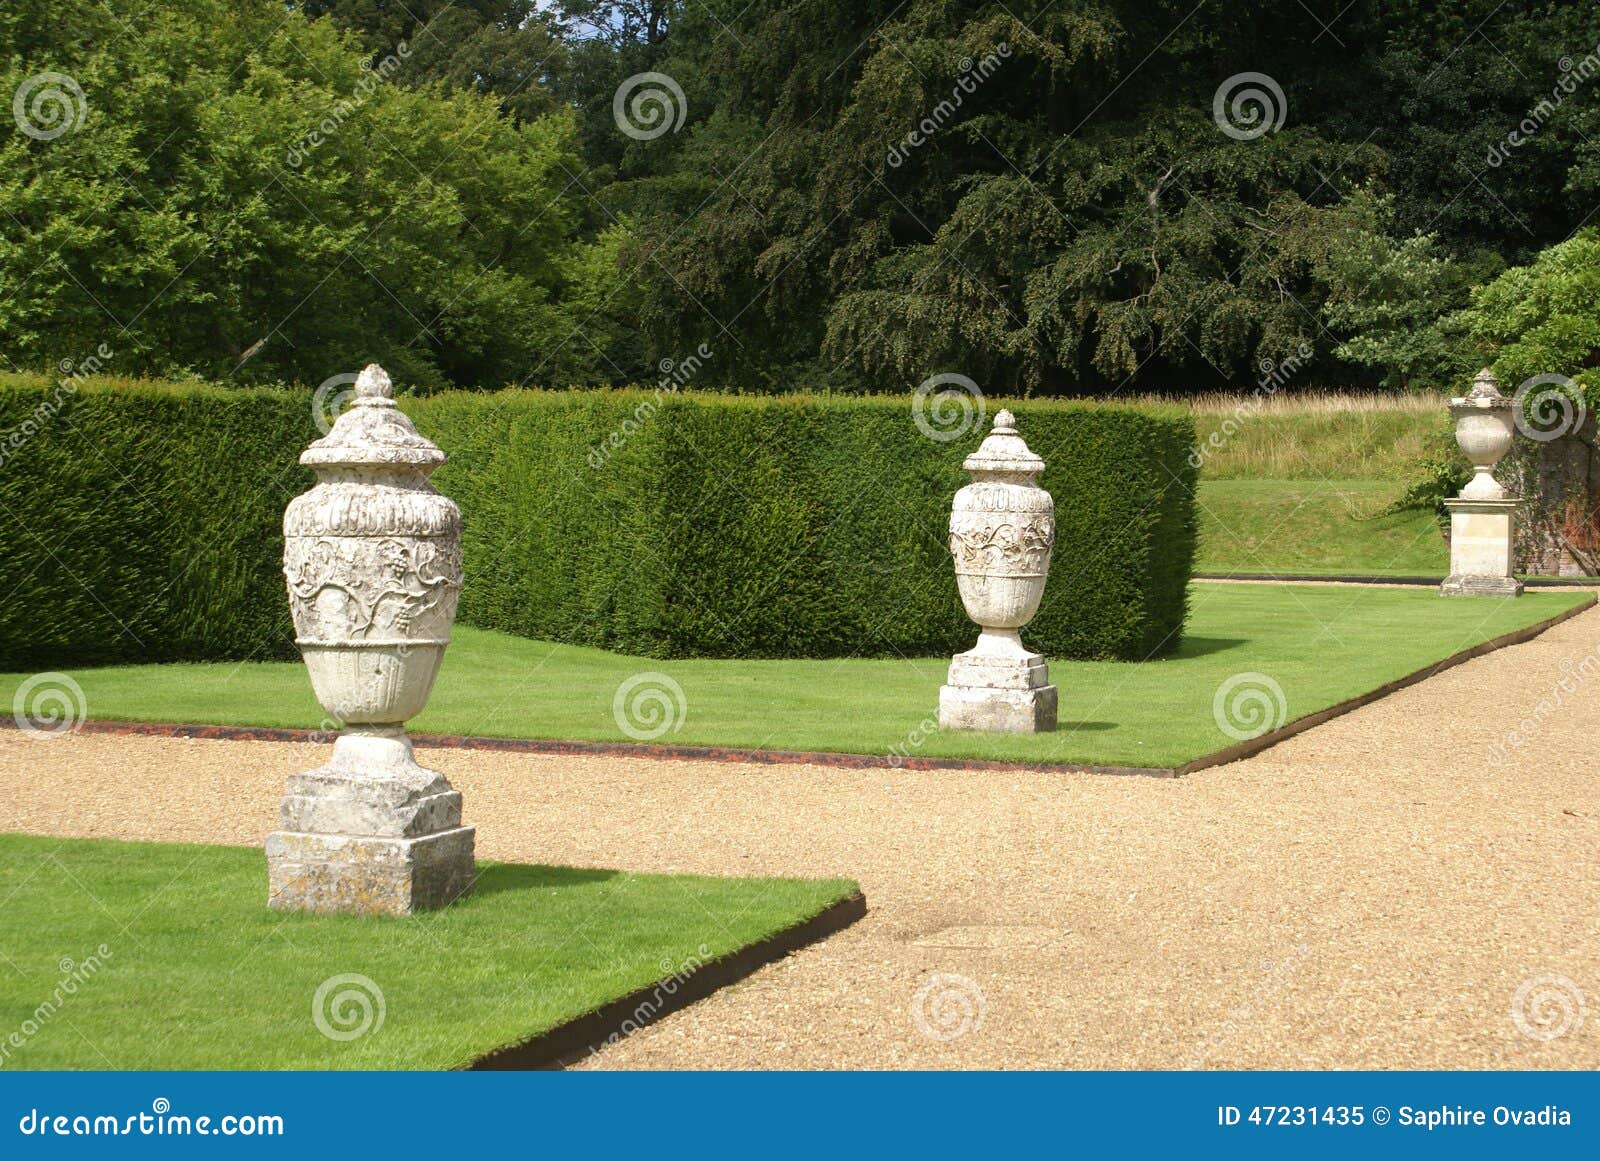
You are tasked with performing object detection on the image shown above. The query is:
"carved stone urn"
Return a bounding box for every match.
[266,364,475,915]
[1441,368,1523,597]
[938,409,1058,732]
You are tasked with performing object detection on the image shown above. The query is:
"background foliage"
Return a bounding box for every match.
[8,1,1600,394]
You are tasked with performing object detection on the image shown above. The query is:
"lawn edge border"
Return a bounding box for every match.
[1172,591,1597,775]
[466,889,868,1070]
[7,594,1589,778]
[1195,572,1600,588]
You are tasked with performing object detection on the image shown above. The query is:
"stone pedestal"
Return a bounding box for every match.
[1442,497,1524,597]
[268,729,475,915]
[939,632,1057,732]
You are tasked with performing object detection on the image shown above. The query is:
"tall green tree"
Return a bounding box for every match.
[0,0,622,389]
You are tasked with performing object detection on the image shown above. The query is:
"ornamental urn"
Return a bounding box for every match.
[1440,368,1523,598]
[938,409,1058,733]
[267,363,474,915]
[1450,368,1515,500]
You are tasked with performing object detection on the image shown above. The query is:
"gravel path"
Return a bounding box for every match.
[3,608,1598,1069]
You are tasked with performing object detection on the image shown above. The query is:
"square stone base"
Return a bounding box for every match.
[1443,497,1521,597]
[1440,573,1525,597]
[266,826,475,916]
[939,683,1057,733]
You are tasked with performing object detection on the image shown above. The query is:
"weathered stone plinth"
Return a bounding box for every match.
[266,730,474,915]
[1442,497,1523,598]
[939,634,1057,733]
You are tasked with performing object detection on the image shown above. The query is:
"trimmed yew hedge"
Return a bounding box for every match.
[0,378,1197,668]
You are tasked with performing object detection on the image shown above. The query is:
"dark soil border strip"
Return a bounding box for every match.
[5,595,1590,778]
[1172,592,1597,775]
[467,890,868,1070]
[12,717,1177,778]
[1196,571,1600,588]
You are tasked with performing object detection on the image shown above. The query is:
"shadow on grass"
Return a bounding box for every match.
[472,864,618,898]
[1172,636,1247,659]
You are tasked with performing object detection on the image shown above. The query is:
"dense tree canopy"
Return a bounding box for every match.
[4,0,1600,392]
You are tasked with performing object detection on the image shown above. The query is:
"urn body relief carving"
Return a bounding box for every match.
[939,410,1058,732]
[267,365,475,915]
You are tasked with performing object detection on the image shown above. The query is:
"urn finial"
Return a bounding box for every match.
[354,363,394,403]
[963,407,1043,476]
[1470,367,1502,399]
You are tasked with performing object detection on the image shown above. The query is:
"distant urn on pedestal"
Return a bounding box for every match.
[938,410,1058,733]
[1441,368,1523,598]
[266,364,475,915]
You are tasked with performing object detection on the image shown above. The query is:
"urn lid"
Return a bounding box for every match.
[1450,367,1510,410]
[300,364,445,468]
[962,409,1045,475]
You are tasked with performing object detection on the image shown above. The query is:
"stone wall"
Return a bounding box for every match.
[1503,418,1600,576]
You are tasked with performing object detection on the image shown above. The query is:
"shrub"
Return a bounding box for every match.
[0,379,1197,668]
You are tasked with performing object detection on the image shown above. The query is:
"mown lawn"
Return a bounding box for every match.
[3,584,1586,769]
[0,834,857,1070]
[1196,479,1448,576]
